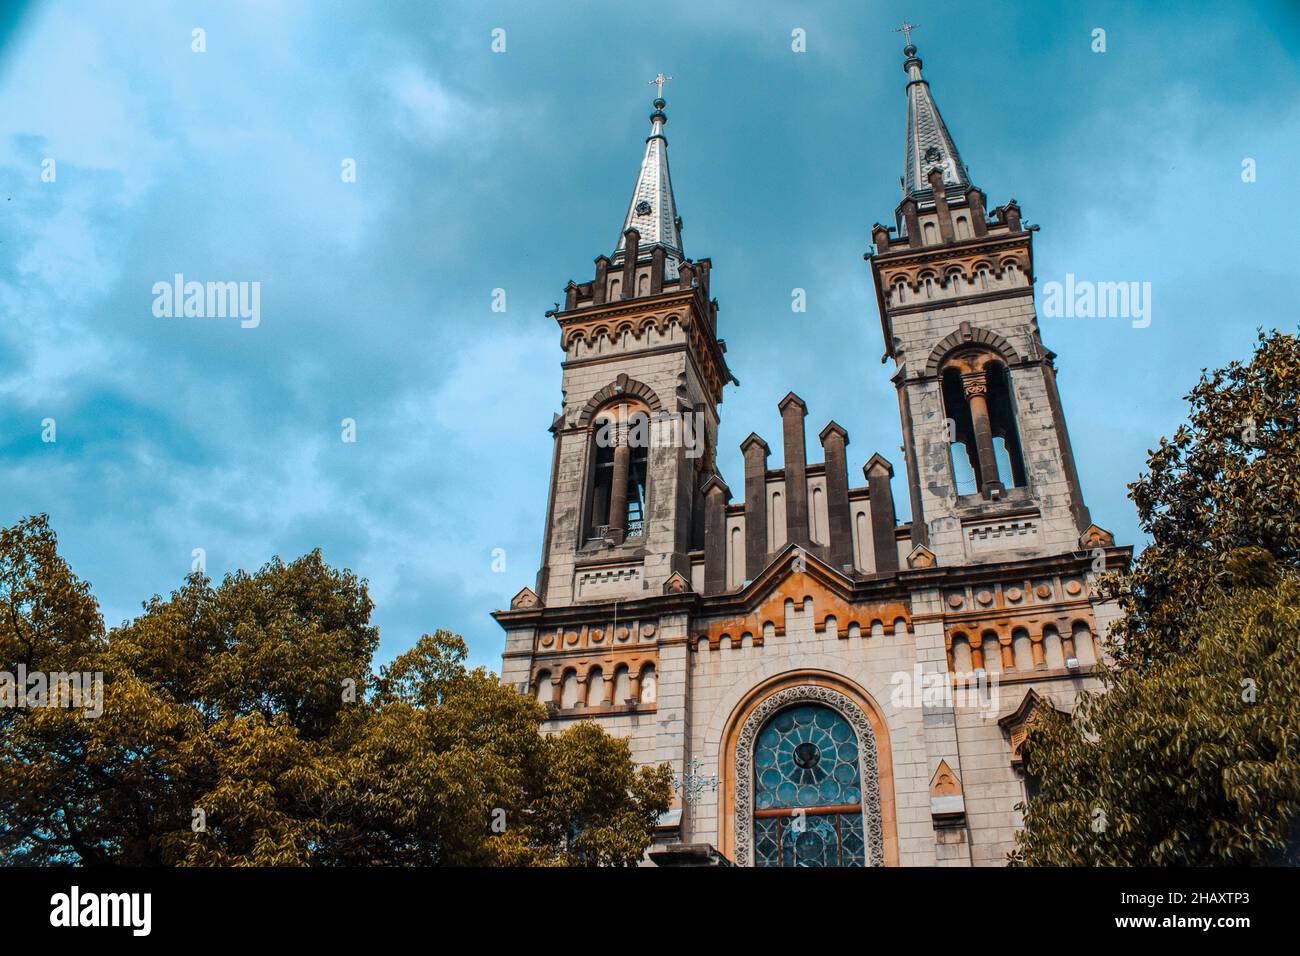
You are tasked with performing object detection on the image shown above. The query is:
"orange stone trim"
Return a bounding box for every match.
[692,573,911,650]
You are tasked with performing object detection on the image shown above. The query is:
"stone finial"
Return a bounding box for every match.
[1079,524,1115,549]
[662,571,692,594]
[906,544,936,569]
[510,587,542,610]
[864,452,895,479]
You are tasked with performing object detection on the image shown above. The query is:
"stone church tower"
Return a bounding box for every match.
[495,45,1129,866]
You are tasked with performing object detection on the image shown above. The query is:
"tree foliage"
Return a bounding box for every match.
[1013,330,1300,865]
[0,519,670,866]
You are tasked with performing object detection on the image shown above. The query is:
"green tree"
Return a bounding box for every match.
[0,516,670,866]
[1013,330,1300,865]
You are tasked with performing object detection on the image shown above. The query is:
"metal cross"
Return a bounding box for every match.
[672,756,719,808]
[894,20,919,45]
[649,72,673,98]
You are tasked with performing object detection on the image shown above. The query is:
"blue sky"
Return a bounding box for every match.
[1,0,1297,669]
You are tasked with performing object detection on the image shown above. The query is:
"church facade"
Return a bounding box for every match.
[493,42,1130,867]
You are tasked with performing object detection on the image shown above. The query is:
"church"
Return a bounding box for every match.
[493,36,1130,867]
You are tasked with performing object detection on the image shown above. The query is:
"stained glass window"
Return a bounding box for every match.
[753,704,865,867]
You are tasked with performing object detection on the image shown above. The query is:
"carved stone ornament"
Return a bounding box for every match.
[733,685,885,867]
[510,587,541,610]
[907,544,937,569]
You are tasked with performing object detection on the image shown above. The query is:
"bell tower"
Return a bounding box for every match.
[531,81,732,608]
[868,36,1096,568]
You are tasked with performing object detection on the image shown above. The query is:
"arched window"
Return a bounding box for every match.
[985,362,1027,488]
[939,352,1027,495]
[585,401,650,542]
[639,664,657,704]
[534,670,551,705]
[923,221,937,245]
[585,667,606,707]
[753,704,866,867]
[769,491,785,551]
[955,215,971,239]
[560,669,580,708]
[941,366,980,495]
[612,665,630,703]
[892,280,906,304]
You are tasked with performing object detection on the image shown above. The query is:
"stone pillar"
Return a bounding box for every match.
[1000,638,1014,669]
[962,371,1003,495]
[563,281,578,311]
[653,613,692,841]
[819,422,852,571]
[621,229,640,300]
[608,429,631,539]
[1031,635,1046,669]
[593,256,609,305]
[650,246,666,295]
[1005,201,1022,232]
[702,475,730,594]
[778,393,810,549]
[740,433,770,581]
[928,168,955,244]
[965,188,988,237]
[900,198,921,248]
[969,639,984,670]
[865,454,900,574]
[601,673,615,706]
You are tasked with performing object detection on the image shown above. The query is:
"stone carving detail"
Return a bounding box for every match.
[1079,523,1115,549]
[662,570,691,594]
[734,685,885,867]
[510,587,541,610]
[907,544,937,569]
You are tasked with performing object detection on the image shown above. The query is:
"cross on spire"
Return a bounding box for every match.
[649,72,673,98]
[894,20,919,45]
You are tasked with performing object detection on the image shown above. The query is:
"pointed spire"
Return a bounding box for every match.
[899,36,971,206]
[613,77,684,277]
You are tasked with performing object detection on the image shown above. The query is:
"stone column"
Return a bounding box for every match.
[928,168,955,244]
[962,371,1003,495]
[608,427,631,539]
[593,256,610,305]
[740,433,770,581]
[819,422,852,571]
[703,476,730,593]
[865,454,900,574]
[621,228,640,300]
[601,673,615,706]
[778,393,810,549]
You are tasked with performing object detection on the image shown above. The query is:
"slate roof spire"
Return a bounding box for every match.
[900,38,972,206]
[612,75,684,275]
